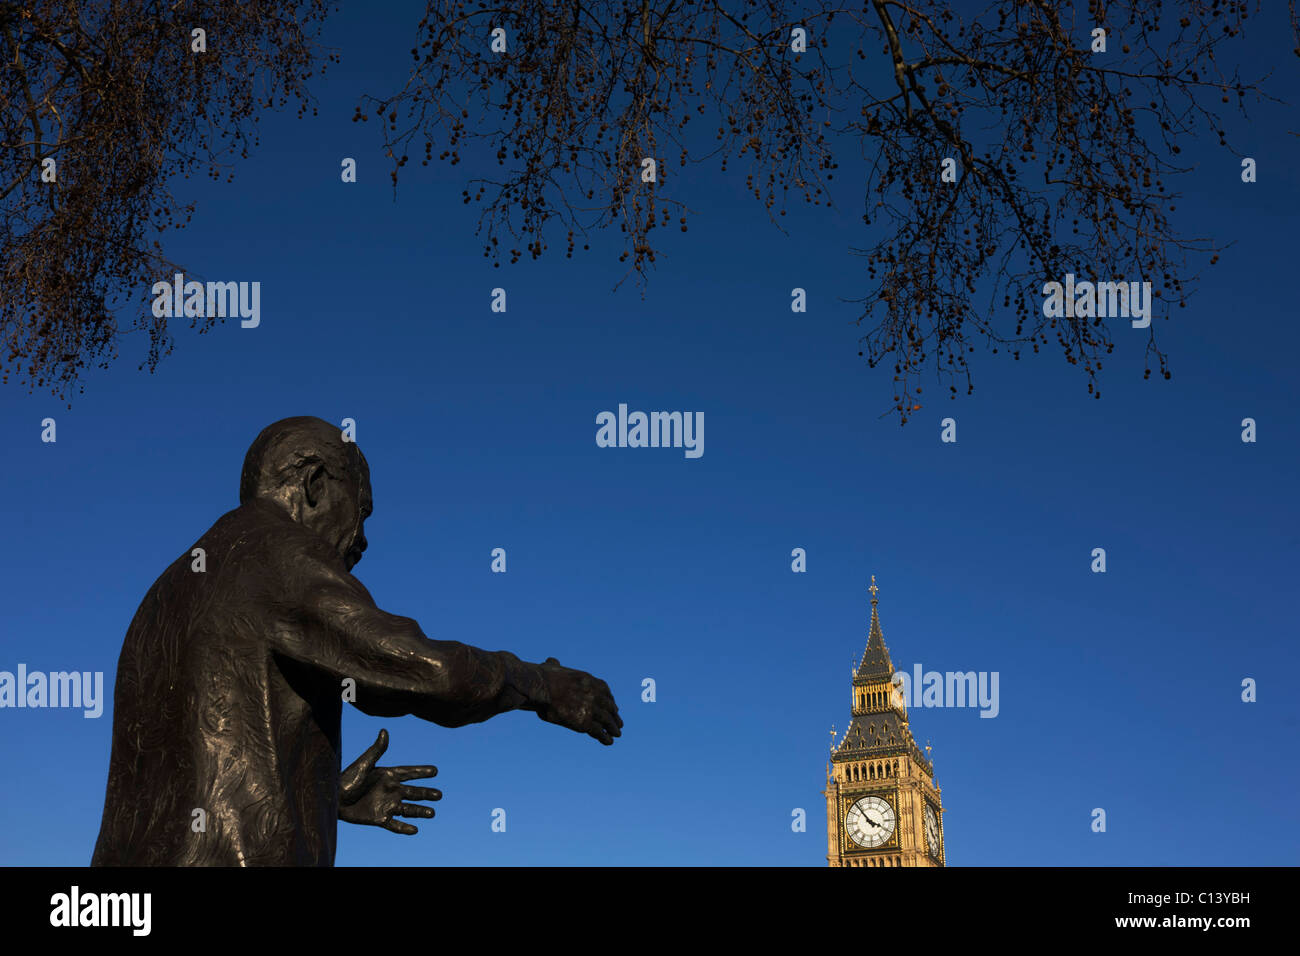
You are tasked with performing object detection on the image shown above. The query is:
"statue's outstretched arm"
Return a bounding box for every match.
[276,538,623,744]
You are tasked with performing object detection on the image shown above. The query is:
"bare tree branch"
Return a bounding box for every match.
[0,0,336,401]
[364,0,1283,422]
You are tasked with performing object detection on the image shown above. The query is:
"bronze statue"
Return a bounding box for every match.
[91,416,621,865]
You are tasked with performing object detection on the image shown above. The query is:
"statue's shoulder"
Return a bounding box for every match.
[210,501,326,548]
[213,501,347,572]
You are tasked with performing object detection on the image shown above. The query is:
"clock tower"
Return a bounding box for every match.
[823,577,946,867]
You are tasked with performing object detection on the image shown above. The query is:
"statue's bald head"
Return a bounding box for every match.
[239,416,372,570]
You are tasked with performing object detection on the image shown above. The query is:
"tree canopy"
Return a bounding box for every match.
[3,1,1294,420]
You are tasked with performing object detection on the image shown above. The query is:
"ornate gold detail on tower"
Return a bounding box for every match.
[822,577,946,867]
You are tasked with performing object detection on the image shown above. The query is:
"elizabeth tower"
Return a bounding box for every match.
[823,578,946,867]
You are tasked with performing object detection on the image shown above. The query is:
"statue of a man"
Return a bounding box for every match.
[91,416,621,865]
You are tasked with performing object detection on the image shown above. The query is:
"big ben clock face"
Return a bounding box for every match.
[845,795,896,848]
[924,804,941,859]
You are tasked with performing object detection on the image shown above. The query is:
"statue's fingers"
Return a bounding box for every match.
[593,687,620,718]
[587,719,615,746]
[593,707,622,737]
[396,803,436,819]
[383,818,418,835]
[360,728,390,768]
[340,729,389,793]
[399,785,442,802]
[599,700,623,728]
[393,765,437,782]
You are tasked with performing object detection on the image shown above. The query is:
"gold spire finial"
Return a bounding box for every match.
[868,575,879,602]
[829,725,837,752]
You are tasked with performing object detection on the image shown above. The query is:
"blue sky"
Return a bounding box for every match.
[1,2,1297,866]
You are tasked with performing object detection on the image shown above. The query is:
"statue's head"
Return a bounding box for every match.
[239,416,371,570]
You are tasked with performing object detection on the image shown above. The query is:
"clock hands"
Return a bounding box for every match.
[849,799,893,850]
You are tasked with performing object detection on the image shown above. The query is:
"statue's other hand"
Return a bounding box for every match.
[339,729,441,834]
[536,658,624,746]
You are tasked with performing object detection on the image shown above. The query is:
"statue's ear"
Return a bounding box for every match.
[303,463,329,509]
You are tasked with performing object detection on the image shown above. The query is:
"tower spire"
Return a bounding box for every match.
[867,575,882,645]
[855,574,891,680]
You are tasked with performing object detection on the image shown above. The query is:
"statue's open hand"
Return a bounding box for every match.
[338,729,441,835]
[536,657,623,745]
